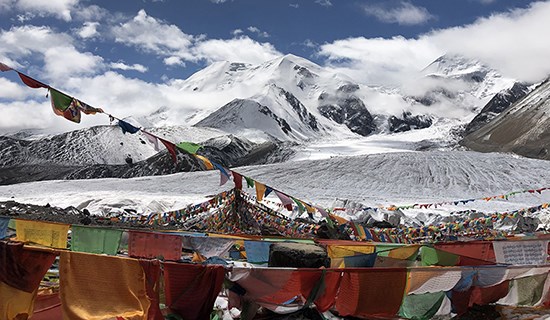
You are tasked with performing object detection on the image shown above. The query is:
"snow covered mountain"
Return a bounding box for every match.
[461,78,550,160]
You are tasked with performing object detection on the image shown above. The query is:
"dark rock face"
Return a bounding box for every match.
[268,242,329,268]
[319,97,376,136]
[388,111,433,133]
[258,105,292,134]
[464,82,530,135]
[277,87,319,131]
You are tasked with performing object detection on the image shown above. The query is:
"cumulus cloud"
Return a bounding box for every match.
[109,62,148,73]
[289,3,299,9]
[363,2,434,25]
[232,29,243,36]
[15,0,79,21]
[77,22,99,39]
[320,1,550,85]
[194,37,281,64]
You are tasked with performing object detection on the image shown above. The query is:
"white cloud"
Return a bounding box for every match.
[193,37,281,64]
[315,0,332,7]
[210,0,229,3]
[0,0,15,11]
[232,29,243,36]
[363,2,434,25]
[247,26,270,38]
[112,9,197,63]
[77,22,99,39]
[320,1,550,85]
[15,0,79,21]
[109,62,148,73]
[0,78,29,99]
[289,3,299,9]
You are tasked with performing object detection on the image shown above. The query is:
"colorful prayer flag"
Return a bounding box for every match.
[128,230,182,261]
[75,99,103,115]
[275,191,293,211]
[159,138,178,163]
[0,217,9,239]
[0,62,13,71]
[117,119,140,134]
[15,219,69,249]
[176,142,202,154]
[71,225,122,255]
[142,131,160,151]
[232,171,243,190]
[18,72,47,88]
[244,176,254,188]
[255,181,266,202]
[212,162,230,186]
[49,89,81,123]
[194,154,214,170]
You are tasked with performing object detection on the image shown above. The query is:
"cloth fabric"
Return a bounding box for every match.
[194,154,213,170]
[374,255,415,267]
[128,231,182,261]
[232,171,243,190]
[399,291,446,320]
[18,72,47,88]
[211,162,230,186]
[498,273,549,306]
[74,99,103,115]
[139,260,163,320]
[0,62,12,71]
[49,89,81,123]
[335,268,408,318]
[408,268,463,294]
[142,131,160,151]
[176,142,202,154]
[32,289,62,320]
[342,253,377,267]
[451,281,510,315]
[0,241,56,293]
[326,244,375,268]
[71,225,122,255]
[421,247,459,266]
[0,217,9,239]
[244,240,271,264]
[15,219,69,249]
[59,251,151,320]
[159,138,178,163]
[493,240,549,265]
[163,262,225,320]
[118,119,140,134]
[435,241,496,262]
[388,244,420,260]
[275,191,294,211]
[255,182,267,202]
[0,280,37,320]
[182,236,234,258]
[228,268,326,314]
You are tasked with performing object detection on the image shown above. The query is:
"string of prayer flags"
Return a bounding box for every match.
[232,171,243,190]
[194,154,214,170]
[255,181,266,202]
[176,141,202,154]
[128,230,182,261]
[15,219,69,249]
[75,99,103,115]
[117,119,140,134]
[71,225,123,255]
[49,88,81,123]
[158,137,178,163]
[142,131,160,151]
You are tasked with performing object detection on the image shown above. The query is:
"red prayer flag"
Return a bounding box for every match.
[232,171,243,190]
[158,138,178,163]
[128,231,182,261]
[18,72,48,89]
[0,62,12,72]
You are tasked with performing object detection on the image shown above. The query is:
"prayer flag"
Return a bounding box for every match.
[244,240,271,264]
[212,162,230,186]
[176,141,202,154]
[142,131,160,151]
[292,198,306,214]
[275,191,293,211]
[18,72,47,88]
[128,230,182,261]
[49,89,81,123]
[0,281,36,320]
[0,62,12,71]
[15,219,69,249]
[493,240,549,265]
[0,217,9,239]
[117,119,140,134]
[255,181,266,202]
[71,225,122,255]
[159,138,178,163]
[420,247,459,266]
[315,206,329,218]
[59,251,151,320]
[163,263,225,320]
[74,99,103,115]
[194,154,213,170]
[232,171,243,190]
[265,186,273,197]
[245,176,254,188]
[399,292,446,320]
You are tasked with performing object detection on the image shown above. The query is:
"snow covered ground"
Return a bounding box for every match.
[1,149,549,227]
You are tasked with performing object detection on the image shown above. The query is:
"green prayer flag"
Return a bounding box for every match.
[292,198,305,213]
[420,247,459,266]
[244,176,254,188]
[71,225,123,255]
[176,142,202,154]
[516,273,547,306]
[50,89,72,112]
[399,292,446,320]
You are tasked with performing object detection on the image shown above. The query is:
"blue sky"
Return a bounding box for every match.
[0,0,549,133]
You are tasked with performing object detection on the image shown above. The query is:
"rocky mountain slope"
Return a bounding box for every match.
[461,79,550,160]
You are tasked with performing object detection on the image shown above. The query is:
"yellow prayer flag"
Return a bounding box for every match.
[194,154,214,170]
[255,181,266,202]
[16,220,69,249]
[387,244,421,260]
[327,245,375,268]
[0,281,37,320]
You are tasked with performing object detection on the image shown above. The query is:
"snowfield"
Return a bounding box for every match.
[1,150,549,226]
